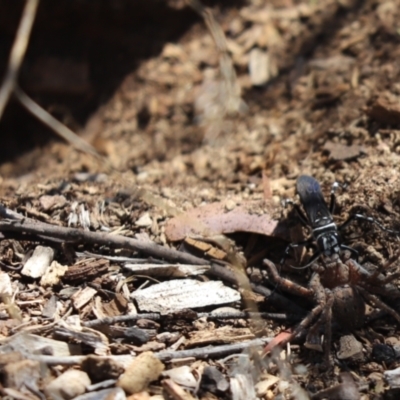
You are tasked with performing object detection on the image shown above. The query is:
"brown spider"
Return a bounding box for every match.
[263,252,400,365]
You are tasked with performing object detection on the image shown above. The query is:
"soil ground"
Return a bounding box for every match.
[1,0,400,398]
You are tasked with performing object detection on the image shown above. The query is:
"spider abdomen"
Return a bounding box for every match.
[332,285,365,331]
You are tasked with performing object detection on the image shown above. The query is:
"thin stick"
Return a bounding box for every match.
[28,338,272,366]
[185,0,246,115]
[0,204,307,315]
[0,0,39,119]
[83,311,300,328]
[14,85,101,159]
[0,204,207,266]
[156,338,271,361]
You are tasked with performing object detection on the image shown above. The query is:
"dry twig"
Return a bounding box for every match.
[0,204,207,266]
[83,311,300,328]
[14,85,101,159]
[186,0,244,115]
[28,338,272,366]
[157,338,271,361]
[0,0,102,160]
[0,0,39,119]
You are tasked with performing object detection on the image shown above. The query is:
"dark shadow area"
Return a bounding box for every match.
[0,0,244,164]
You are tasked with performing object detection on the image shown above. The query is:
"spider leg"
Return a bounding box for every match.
[346,258,379,284]
[358,286,400,323]
[280,303,325,348]
[371,272,400,285]
[347,258,400,287]
[263,259,313,298]
[305,289,334,356]
[366,251,400,283]
[321,290,334,367]
[305,318,324,352]
[339,213,400,236]
[308,273,335,365]
[279,274,327,349]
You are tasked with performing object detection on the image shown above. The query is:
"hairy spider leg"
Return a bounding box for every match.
[343,258,400,321]
[339,213,400,236]
[277,274,330,356]
[368,251,400,282]
[315,289,334,367]
[358,287,400,323]
[264,259,313,297]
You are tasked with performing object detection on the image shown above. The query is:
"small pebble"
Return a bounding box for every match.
[21,246,55,278]
[44,369,91,400]
[117,351,164,395]
[225,199,236,211]
[135,213,153,227]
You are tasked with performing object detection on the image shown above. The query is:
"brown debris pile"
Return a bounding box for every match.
[2,0,400,398]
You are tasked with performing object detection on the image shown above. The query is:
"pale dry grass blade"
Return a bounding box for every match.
[14,85,101,159]
[0,0,39,120]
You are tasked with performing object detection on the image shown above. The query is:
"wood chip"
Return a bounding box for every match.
[135,213,153,227]
[367,93,400,124]
[162,366,197,389]
[39,194,67,211]
[0,332,81,357]
[64,258,109,282]
[323,141,365,161]
[337,334,364,362]
[73,387,126,400]
[385,367,400,389]
[100,293,129,318]
[162,378,196,400]
[0,271,12,296]
[21,245,55,278]
[72,287,98,310]
[44,369,91,400]
[184,238,227,260]
[3,359,41,393]
[187,326,254,347]
[249,48,277,86]
[131,279,241,314]
[124,263,210,278]
[40,260,68,287]
[255,374,280,396]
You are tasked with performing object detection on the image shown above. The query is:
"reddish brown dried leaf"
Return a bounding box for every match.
[165,200,283,241]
